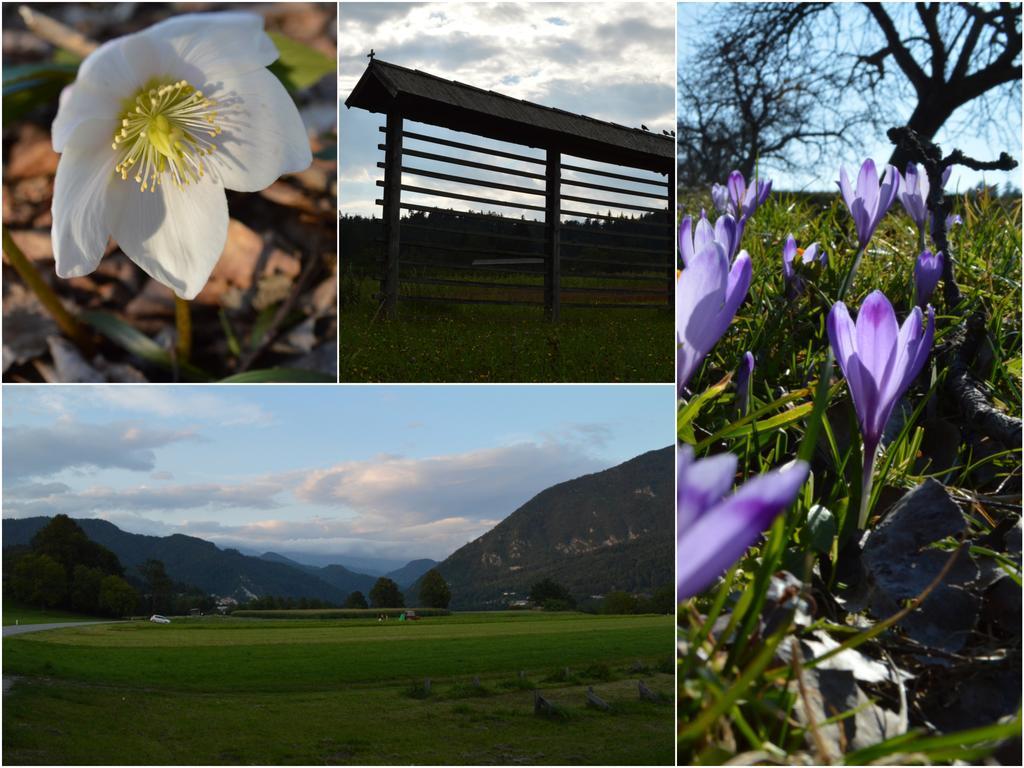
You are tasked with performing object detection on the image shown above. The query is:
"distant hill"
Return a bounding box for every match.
[385,559,439,589]
[259,552,426,595]
[2,518,351,603]
[423,446,674,609]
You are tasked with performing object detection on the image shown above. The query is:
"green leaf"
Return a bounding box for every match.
[219,368,335,383]
[804,504,836,554]
[678,373,733,444]
[267,32,335,93]
[2,62,77,123]
[80,310,210,381]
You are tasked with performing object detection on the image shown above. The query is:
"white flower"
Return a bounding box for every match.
[51,12,312,299]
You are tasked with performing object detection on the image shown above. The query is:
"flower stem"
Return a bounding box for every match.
[2,224,93,355]
[174,295,192,364]
[837,246,865,302]
[858,442,878,529]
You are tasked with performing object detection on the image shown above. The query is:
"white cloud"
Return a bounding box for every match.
[3,420,199,482]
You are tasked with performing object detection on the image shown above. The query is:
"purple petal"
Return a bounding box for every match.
[727,171,745,211]
[678,451,738,530]
[676,242,729,387]
[855,290,899,388]
[857,159,880,218]
[678,460,809,601]
[694,214,715,253]
[838,166,855,212]
[679,216,694,268]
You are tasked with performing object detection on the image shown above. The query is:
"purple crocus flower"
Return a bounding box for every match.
[679,210,740,266]
[677,444,810,601]
[914,250,943,307]
[677,241,752,392]
[711,183,730,215]
[735,351,755,415]
[838,159,900,250]
[827,290,935,527]
[781,234,825,297]
[898,163,931,232]
[726,170,772,222]
[946,212,963,230]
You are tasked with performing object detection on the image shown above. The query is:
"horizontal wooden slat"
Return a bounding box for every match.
[402,239,545,260]
[561,161,667,187]
[560,192,664,213]
[397,165,546,197]
[396,202,546,228]
[381,127,545,165]
[375,181,548,212]
[379,145,548,181]
[561,254,667,269]
[561,208,666,225]
[561,176,668,200]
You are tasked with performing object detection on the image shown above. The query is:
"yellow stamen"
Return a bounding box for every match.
[112,79,221,192]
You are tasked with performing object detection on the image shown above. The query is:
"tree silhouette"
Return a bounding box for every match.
[678,2,1021,184]
[418,569,451,609]
[369,577,404,608]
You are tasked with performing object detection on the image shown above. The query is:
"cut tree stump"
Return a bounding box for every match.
[586,686,610,711]
[638,680,659,702]
[534,690,556,717]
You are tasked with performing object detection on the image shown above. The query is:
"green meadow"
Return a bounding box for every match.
[339,273,673,383]
[3,611,674,765]
[2,603,104,626]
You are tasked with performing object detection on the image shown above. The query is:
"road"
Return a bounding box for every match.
[3,620,121,638]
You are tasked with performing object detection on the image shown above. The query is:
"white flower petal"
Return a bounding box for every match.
[204,68,312,192]
[141,12,278,80]
[51,37,137,152]
[52,120,116,278]
[104,175,228,300]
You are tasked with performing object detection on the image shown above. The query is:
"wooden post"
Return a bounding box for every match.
[544,149,561,322]
[381,111,403,317]
[666,163,676,307]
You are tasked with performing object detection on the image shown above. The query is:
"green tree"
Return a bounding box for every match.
[98,575,138,617]
[138,559,173,613]
[70,564,104,614]
[418,569,451,609]
[369,577,404,608]
[602,590,639,615]
[649,584,674,615]
[528,578,574,608]
[343,590,369,609]
[12,553,67,609]
[30,514,123,579]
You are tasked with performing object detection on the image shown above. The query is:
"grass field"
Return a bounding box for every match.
[340,273,673,382]
[3,604,104,626]
[3,611,674,765]
[678,186,1022,763]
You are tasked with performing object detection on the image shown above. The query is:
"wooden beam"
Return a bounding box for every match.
[381,111,404,317]
[545,149,561,322]
[667,164,676,307]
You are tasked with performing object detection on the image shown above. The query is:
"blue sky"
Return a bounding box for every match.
[677,2,1023,193]
[339,2,676,218]
[2,385,673,562]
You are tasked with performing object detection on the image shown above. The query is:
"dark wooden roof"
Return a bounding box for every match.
[344,59,673,175]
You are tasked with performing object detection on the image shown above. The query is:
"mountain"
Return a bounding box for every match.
[424,446,674,610]
[385,559,439,589]
[2,518,352,603]
[259,552,381,596]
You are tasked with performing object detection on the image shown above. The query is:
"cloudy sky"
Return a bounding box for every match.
[2,385,673,566]
[677,3,1022,193]
[339,2,676,217]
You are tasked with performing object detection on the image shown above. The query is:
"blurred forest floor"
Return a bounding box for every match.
[2,2,337,382]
